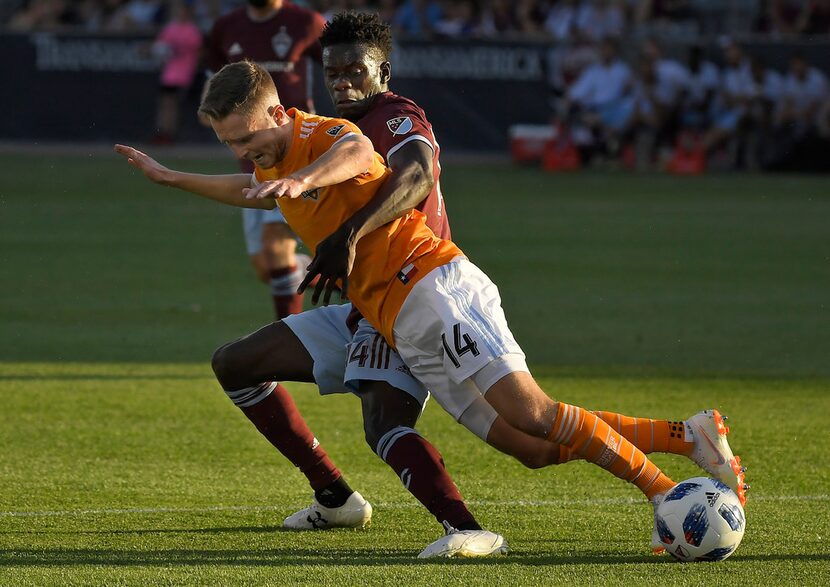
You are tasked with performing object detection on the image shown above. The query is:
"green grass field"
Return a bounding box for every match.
[1,151,829,585]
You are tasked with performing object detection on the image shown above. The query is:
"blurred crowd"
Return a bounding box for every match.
[548,36,829,172]
[3,0,828,170]
[4,0,830,39]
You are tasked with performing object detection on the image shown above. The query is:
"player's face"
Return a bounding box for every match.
[323,44,390,121]
[211,106,285,168]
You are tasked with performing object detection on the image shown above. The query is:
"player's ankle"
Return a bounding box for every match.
[314,476,354,508]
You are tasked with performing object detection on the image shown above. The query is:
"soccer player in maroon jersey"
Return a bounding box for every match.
[205,0,326,320]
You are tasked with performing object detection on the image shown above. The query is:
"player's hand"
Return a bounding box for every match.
[297,225,356,306]
[114,144,171,185]
[243,177,308,201]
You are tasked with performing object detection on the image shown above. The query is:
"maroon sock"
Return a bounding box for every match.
[239,383,341,491]
[269,265,304,319]
[377,426,479,531]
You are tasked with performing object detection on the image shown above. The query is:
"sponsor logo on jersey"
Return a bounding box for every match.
[228,42,243,56]
[326,124,345,137]
[397,263,418,284]
[271,26,292,59]
[386,116,413,136]
[301,188,319,200]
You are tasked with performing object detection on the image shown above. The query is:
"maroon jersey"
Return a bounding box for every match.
[357,92,450,240]
[205,2,326,111]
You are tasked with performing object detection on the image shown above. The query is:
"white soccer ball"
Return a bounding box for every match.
[655,476,746,562]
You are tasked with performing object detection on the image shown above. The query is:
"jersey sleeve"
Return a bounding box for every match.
[369,102,435,165]
[308,118,363,157]
[309,118,386,185]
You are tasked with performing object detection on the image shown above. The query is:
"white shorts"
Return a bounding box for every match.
[392,258,529,430]
[242,207,290,255]
[282,303,429,404]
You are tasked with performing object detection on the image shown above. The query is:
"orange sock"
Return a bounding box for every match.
[593,411,694,456]
[549,403,676,500]
[559,411,694,462]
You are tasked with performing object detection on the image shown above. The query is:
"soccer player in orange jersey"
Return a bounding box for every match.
[205,0,326,320]
[115,61,746,555]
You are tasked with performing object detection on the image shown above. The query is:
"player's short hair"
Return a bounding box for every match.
[199,61,279,120]
[319,11,393,61]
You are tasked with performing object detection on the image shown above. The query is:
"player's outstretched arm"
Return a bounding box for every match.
[244,134,376,201]
[114,144,274,210]
[297,140,434,304]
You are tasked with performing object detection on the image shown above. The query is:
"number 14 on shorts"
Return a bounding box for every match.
[442,323,480,368]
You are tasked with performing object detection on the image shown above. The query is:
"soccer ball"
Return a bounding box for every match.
[655,476,746,562]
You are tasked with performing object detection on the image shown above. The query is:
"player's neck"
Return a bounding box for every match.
[275,116,294,162]
[247,1,283,22]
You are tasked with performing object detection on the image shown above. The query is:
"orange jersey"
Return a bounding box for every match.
[254,109,463,346]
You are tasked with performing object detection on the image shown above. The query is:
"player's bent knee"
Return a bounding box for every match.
[211,340,248,390]
[362,403,417,451]
[359,385,422,451]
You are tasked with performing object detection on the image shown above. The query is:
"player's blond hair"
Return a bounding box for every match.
[199,61,280,121]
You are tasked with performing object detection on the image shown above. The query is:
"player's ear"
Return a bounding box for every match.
[380,62,391,84]
[268,104,285,122]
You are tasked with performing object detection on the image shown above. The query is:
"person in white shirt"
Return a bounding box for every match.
[777,54,829,136]
[562,37,635,155]
[681,44,720,130]
[743,56,785,168]
[701,38,753,167]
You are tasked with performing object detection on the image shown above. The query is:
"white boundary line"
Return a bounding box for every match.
[1,495,826,519]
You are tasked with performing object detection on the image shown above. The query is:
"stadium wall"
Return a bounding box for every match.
[2,32,828,152]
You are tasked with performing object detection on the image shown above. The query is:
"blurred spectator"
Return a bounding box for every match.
[151,0,203,143]
[743,56,785,168]
[106,0,167,31]
[627,38,690,168]
[433,0,479,38]
[576,0,625,41]
[560,37,635,159]
[542,0,579,41]
[701,38,752,166]
[776,54,829,133]
[641,37,690,107]
[635,0,699,37]
[512,0,547,36]
[680,44,719,131]
[7,0,80,30]
[392,0,443,37]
